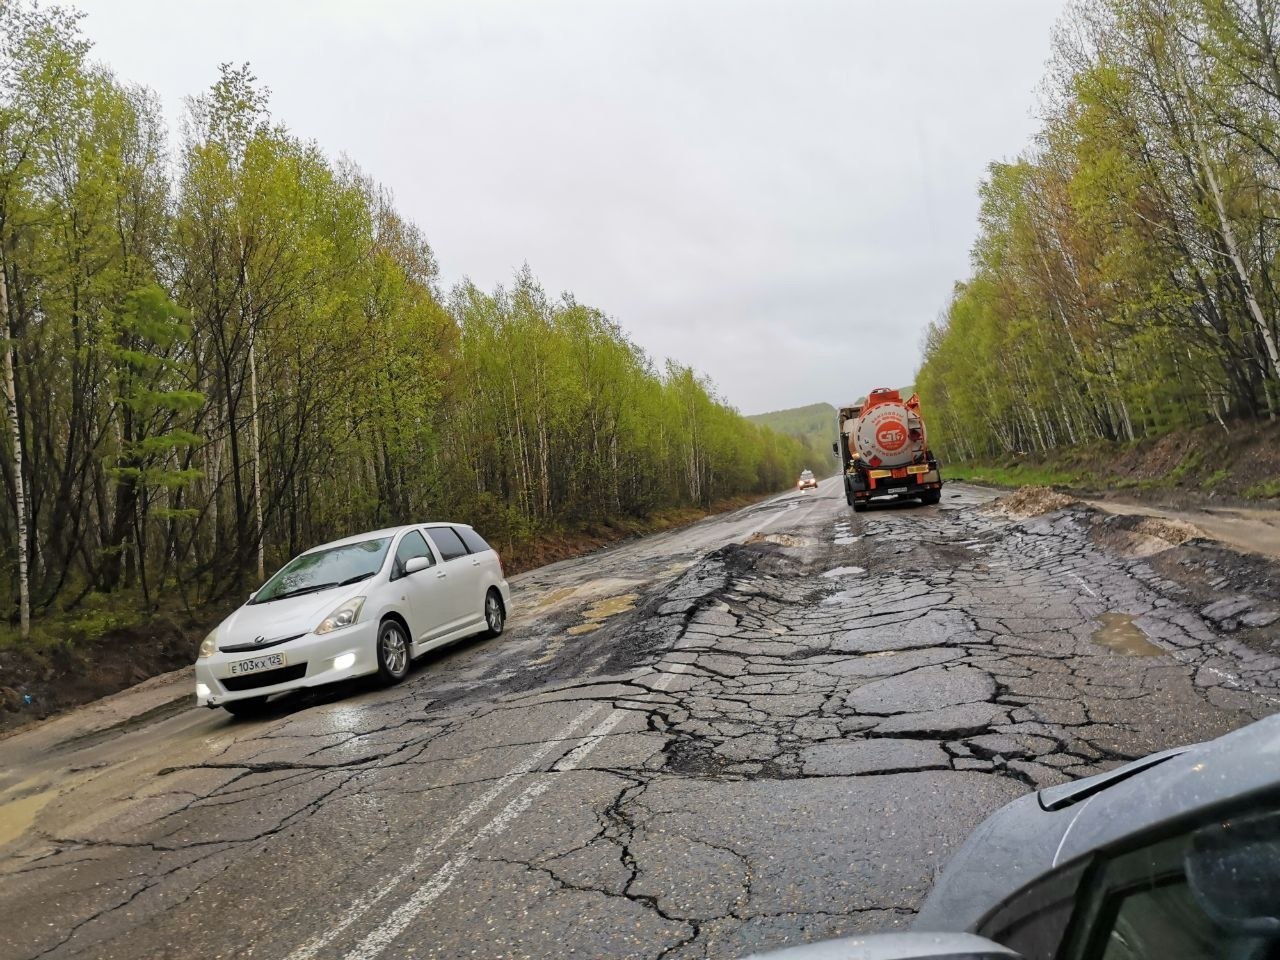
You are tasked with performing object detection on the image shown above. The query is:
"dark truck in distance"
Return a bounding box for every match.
[833,388,943,511]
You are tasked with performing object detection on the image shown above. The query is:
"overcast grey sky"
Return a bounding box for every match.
[72,0,1066,415]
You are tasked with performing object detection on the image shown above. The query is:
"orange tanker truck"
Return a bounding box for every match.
[832,387,943,511]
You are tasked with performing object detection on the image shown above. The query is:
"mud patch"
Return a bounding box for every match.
[986,485,1076,519]
[1091,613,1165,657]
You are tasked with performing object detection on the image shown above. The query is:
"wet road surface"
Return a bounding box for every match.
[1,479,1277,959]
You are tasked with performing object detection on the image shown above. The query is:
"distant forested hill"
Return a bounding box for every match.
[748,403,840,475]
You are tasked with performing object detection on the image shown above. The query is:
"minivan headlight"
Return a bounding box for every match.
[316,597,365,635]
[198,628,218,658]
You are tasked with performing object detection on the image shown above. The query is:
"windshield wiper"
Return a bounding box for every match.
[265,581,344,602]
[260,572,375,603]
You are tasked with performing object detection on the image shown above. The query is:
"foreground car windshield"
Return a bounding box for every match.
[251,538,391,603]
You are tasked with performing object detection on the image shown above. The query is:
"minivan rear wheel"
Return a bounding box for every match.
[483,589,506,638]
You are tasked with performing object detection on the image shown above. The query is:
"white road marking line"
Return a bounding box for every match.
[285,705,603,960]
[309,498,759,958]
[1071,574,1097,597]
[346,662,691,960]
[344,708,628,960]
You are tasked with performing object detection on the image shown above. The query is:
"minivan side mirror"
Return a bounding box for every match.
[248,591,257,601]
[743,931,1021,960]
[403,556,431,575]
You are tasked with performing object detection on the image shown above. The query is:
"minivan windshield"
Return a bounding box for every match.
[251,537,391,603]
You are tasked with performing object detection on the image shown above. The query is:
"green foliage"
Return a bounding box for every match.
[0,6,806,627]
[1200,468,1230,490]
[1243,479,1280,499]
[747,403,841,474]
[917,0,1280,464]
[944,463,1089,489]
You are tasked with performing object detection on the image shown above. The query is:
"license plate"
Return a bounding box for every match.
[228,652,286,676]
[888,487,908,494]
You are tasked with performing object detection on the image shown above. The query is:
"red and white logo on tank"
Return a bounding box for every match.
[855,402,920,467]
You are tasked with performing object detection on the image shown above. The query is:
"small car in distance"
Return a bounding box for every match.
[194,523,510,716]
[797,469,818,491]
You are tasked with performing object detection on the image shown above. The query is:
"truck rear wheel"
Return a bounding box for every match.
[852,500,868,513]
[920,490,941,506]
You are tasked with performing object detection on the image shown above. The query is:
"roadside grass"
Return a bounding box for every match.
[1200,467,1231,491]
[945,462,1088,489]
[1244,478,1280,500]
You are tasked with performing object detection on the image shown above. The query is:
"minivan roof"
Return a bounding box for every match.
[304,522,475,554]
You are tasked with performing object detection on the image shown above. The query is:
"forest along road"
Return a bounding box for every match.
[1,480,1278,960]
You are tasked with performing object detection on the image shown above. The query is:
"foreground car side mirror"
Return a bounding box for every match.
[832,441,839,454]
[744,931,1021,960]
[403,556,431,575]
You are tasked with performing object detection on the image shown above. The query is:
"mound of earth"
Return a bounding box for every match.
[1132,516,1201,546]
[986,485,1077,519]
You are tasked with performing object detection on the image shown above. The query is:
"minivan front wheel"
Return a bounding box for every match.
[377,619,411,683]
[483,589,505,638]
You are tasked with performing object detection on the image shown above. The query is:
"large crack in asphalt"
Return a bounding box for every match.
[1,491,1276,960]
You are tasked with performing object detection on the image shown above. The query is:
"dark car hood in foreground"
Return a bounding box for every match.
[913,713,1280,932]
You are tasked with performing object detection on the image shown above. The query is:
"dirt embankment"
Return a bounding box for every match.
[0,612,208,735]
[958,418,1280,506]
[0,491,780,734]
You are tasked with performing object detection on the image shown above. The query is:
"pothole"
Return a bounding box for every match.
[1091,613,1165,657]
[567,593,638,635]
[744,532,809,548]
[822,566,866,578]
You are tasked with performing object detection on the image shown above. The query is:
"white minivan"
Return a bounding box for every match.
[194,523,510,716]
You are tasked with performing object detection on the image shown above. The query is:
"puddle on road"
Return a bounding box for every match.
[822,566,866,578]
[1092,613,1165,657]
[0,785,56,848]
[834,535,862,545]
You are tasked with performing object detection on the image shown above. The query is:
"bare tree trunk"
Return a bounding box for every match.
[249,336,264,581]
[1175,60,1280,392]
[0,265,29,640]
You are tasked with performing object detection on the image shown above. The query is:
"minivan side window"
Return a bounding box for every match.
[426,527,468,562]
[392,529,434,580]
[457,526,490,554]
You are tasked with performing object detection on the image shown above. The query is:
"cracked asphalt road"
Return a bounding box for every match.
[1,479,1277,960]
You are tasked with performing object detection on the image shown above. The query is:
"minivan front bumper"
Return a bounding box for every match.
[195,619,380,706]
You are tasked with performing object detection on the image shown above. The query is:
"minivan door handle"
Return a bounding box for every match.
[435,570,447,579]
